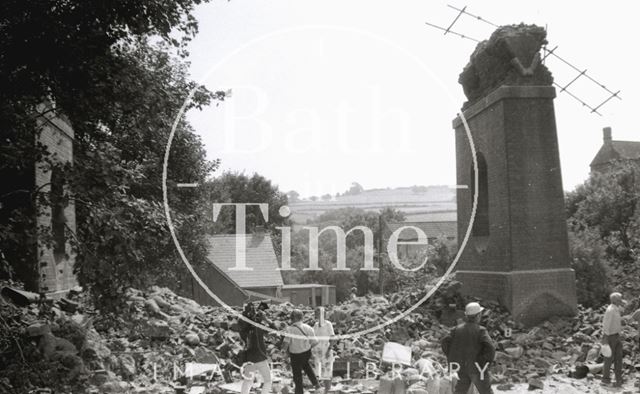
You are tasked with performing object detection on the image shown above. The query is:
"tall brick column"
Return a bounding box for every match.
[453,25,577,325]
[35,104,78,296]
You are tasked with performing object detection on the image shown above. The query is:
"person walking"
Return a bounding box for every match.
[441,302,495,394]
[601,292,625,387]
[239,302,274,394]
[313,307,335,394]
[283,309,320,394]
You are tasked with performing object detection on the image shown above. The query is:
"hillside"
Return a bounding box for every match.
[290,186,457,224]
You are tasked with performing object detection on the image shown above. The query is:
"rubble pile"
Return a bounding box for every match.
[1,279,640,393]
[458,23,554,107]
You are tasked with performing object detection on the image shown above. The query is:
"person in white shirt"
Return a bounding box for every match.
[283,310,320,394]
[601,292,624,387]
[313,307,335,394]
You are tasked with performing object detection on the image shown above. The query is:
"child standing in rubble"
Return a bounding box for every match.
[313,307,335,394]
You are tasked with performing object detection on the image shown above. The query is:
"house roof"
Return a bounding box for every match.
[591,141,640,167]
[205,234,284,289]
[281,284,336,289]
[385,221,457,240]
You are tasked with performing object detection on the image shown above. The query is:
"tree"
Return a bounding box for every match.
[205,172,289,235]
[283,207,406,301]
[411,185,428,193]
[380,238,453,294]
[309,196,318,202]
[565,160,640,306]
[287,190,300,203]
[321,193,332,201]
[568,224,611,307]
[344,182,364,196]
[0,0,220,307]
[566,160,640,265]
[0,0,207,107]
[66,42,218,308]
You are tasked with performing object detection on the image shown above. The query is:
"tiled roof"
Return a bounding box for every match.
[611,141,640,160]
[205,234,284,289]
[385,221,457,240]
[281,284,335,289]
[591,141,640,167]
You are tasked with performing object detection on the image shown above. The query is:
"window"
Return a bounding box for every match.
[470,153,489,236]
[316,295,322,306]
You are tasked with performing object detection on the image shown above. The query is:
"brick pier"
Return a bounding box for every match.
[453,86,577,325]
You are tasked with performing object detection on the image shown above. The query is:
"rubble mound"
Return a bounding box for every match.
[459,24,554,107]
[1,279,640,393]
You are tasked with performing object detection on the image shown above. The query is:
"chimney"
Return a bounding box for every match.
[603,127,612,144]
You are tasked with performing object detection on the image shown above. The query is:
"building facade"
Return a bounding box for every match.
[281,284,336,307]
[590,127,640,173]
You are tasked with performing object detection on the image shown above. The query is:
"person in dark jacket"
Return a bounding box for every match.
[239,302,275,394]
[441,302,495,394]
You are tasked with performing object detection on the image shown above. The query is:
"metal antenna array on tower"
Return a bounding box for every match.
[425,5,622,116]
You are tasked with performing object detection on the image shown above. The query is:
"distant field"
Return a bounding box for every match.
[405,210,457,222]
[289,186,459,224]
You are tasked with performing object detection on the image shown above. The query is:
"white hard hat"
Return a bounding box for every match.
[465,302,484,316]
[610,292,624,303]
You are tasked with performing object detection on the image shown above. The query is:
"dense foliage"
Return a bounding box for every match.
[282,207,456,301]
[205,172,289,235]
[565,160,640,306]
[0,0,221,308]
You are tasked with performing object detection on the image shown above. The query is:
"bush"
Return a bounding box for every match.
[568,225,611,307]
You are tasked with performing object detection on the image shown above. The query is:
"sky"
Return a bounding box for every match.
[183,0,639,198]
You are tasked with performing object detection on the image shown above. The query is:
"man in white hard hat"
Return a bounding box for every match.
[601,292,625,387]
[441,302,495,394]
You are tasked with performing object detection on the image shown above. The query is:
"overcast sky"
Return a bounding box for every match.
[183,1,638,198]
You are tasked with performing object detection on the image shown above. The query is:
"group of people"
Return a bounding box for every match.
[235,292,640,394]
[238,299,498,394]
[239,304,335,394]
[441,292,640,393]
[440,293,640,393]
